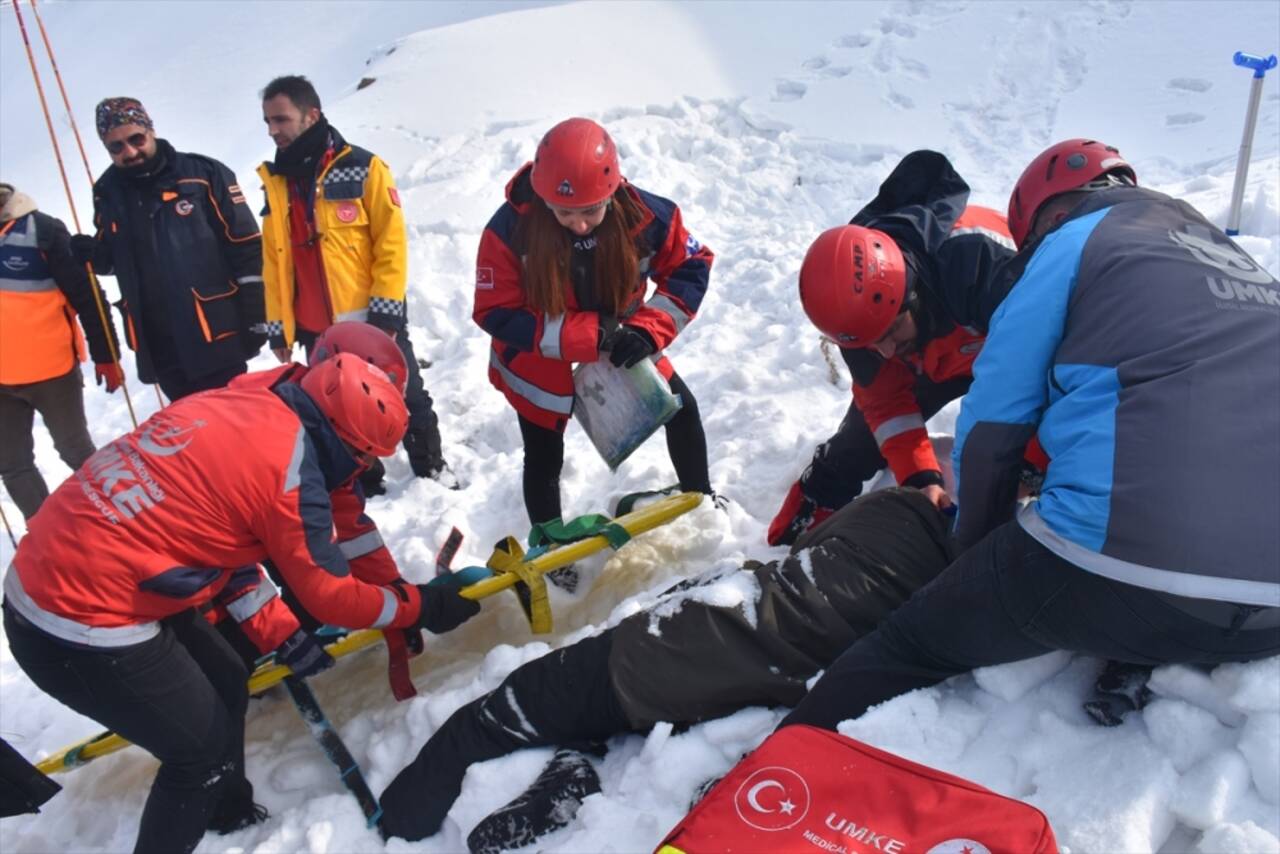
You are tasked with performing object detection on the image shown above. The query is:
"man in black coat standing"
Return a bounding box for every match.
[73,97,266,401]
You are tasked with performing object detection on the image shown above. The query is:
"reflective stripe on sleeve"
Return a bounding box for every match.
[872,413,926,445]
[371,587,399,629]
[225,580,278,623]
[539,313,565,360]
[645,294,690,334]
[948,225,1016,251]
[339,529,385,560]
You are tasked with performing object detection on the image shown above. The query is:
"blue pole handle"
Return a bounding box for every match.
[1233,51,1278,78]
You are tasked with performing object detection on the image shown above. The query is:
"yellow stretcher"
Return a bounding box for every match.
[35,492,703,776]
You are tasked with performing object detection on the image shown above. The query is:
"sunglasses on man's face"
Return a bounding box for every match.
[106,133,149,155]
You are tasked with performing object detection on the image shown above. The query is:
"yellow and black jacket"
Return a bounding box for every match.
[257,126,408,348]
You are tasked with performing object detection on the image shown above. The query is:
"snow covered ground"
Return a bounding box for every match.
[2,1,1279,851]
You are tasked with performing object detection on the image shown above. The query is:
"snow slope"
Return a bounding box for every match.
[2,1,1278,852]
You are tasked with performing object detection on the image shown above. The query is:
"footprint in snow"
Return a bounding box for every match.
[836,32,874,49]
[802,56,830,70]
[1166,112,1205,126]
[878,18,917,38]
[773,80,807,102]
[1167,78,1212,93]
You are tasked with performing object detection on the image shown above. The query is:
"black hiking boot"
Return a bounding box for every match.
[1083,660,1154,727]
[465,749,601,853]
[206,779,269,834]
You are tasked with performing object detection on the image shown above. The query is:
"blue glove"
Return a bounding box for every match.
[426,566,494,587]
[275,628,335,678]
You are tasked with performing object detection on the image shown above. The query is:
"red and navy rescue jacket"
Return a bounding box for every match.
[195,363,407,653]
[473,163,713,431]
[5,381,422,648]
[841,151,1016,488]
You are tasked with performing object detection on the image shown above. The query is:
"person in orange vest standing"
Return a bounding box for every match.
[0,182,122,520]
[768,151,1018,545]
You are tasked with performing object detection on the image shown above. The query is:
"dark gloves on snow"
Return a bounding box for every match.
[275,628,335,678]
[602,325,656,369]
[414,584,481,634]
[69,234,97,266]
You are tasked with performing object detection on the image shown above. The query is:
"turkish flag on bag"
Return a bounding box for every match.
[657,725,1057,854]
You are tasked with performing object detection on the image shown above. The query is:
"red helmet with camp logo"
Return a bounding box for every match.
[310,321,408,395]
[798,225,908,348]
[1008,138,1137,248]
[300,355,408,458]
[530,117,620,208]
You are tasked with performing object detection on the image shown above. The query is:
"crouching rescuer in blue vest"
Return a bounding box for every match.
[780,138,1280,732]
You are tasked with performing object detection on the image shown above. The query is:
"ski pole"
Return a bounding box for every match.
[1226,51,1278,236]
[10,0,140,428]
[0,502,17,550]
[282,676,382,828]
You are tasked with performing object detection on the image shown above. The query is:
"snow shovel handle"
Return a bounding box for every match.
[1226,51,1277,236]
[1234,51,1278,77]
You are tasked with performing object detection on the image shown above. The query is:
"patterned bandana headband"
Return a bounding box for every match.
[95,97,154,140]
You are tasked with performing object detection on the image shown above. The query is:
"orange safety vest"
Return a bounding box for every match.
[0,214,86,385]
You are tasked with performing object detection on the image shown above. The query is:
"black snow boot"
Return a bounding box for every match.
[465,749,601,853]
[379,633,627,843]
[1083,660,1154,727]
[404,427,447,480]
[206,777,268,834]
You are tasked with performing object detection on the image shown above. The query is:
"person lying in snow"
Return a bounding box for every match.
[379,486,955,850]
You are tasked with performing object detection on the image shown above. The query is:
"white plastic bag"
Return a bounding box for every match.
[572,357,682,470]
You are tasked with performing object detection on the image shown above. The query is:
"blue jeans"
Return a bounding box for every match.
[783,518,1280,730]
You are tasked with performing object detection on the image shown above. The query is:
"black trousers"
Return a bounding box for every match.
[783,519,1280,731]
[801,374,971,508]
[379,489,950,843]
[154,361,247,403]
[3,605,249,854]
[518,370,711,525]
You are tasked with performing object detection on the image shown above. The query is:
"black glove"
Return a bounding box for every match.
[602,325,656,369]
[414,584,481,634]
[402,627,425,655]
[70,234,97,266]
[241,323,268,357]
[275,628,335,678]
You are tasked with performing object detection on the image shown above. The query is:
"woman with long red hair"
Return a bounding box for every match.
[474,117,715,526]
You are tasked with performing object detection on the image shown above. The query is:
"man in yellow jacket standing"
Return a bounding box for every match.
[257,75,447,492]
[0,183,121,520]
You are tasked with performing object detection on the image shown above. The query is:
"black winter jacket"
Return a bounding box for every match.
[91,140,264,383]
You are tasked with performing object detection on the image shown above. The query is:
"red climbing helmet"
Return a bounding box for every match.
[300,355,408,457]
[1008,138,1137,248]
[310,321,408,395]
[798,225,908,347]
[530,117,621,208]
